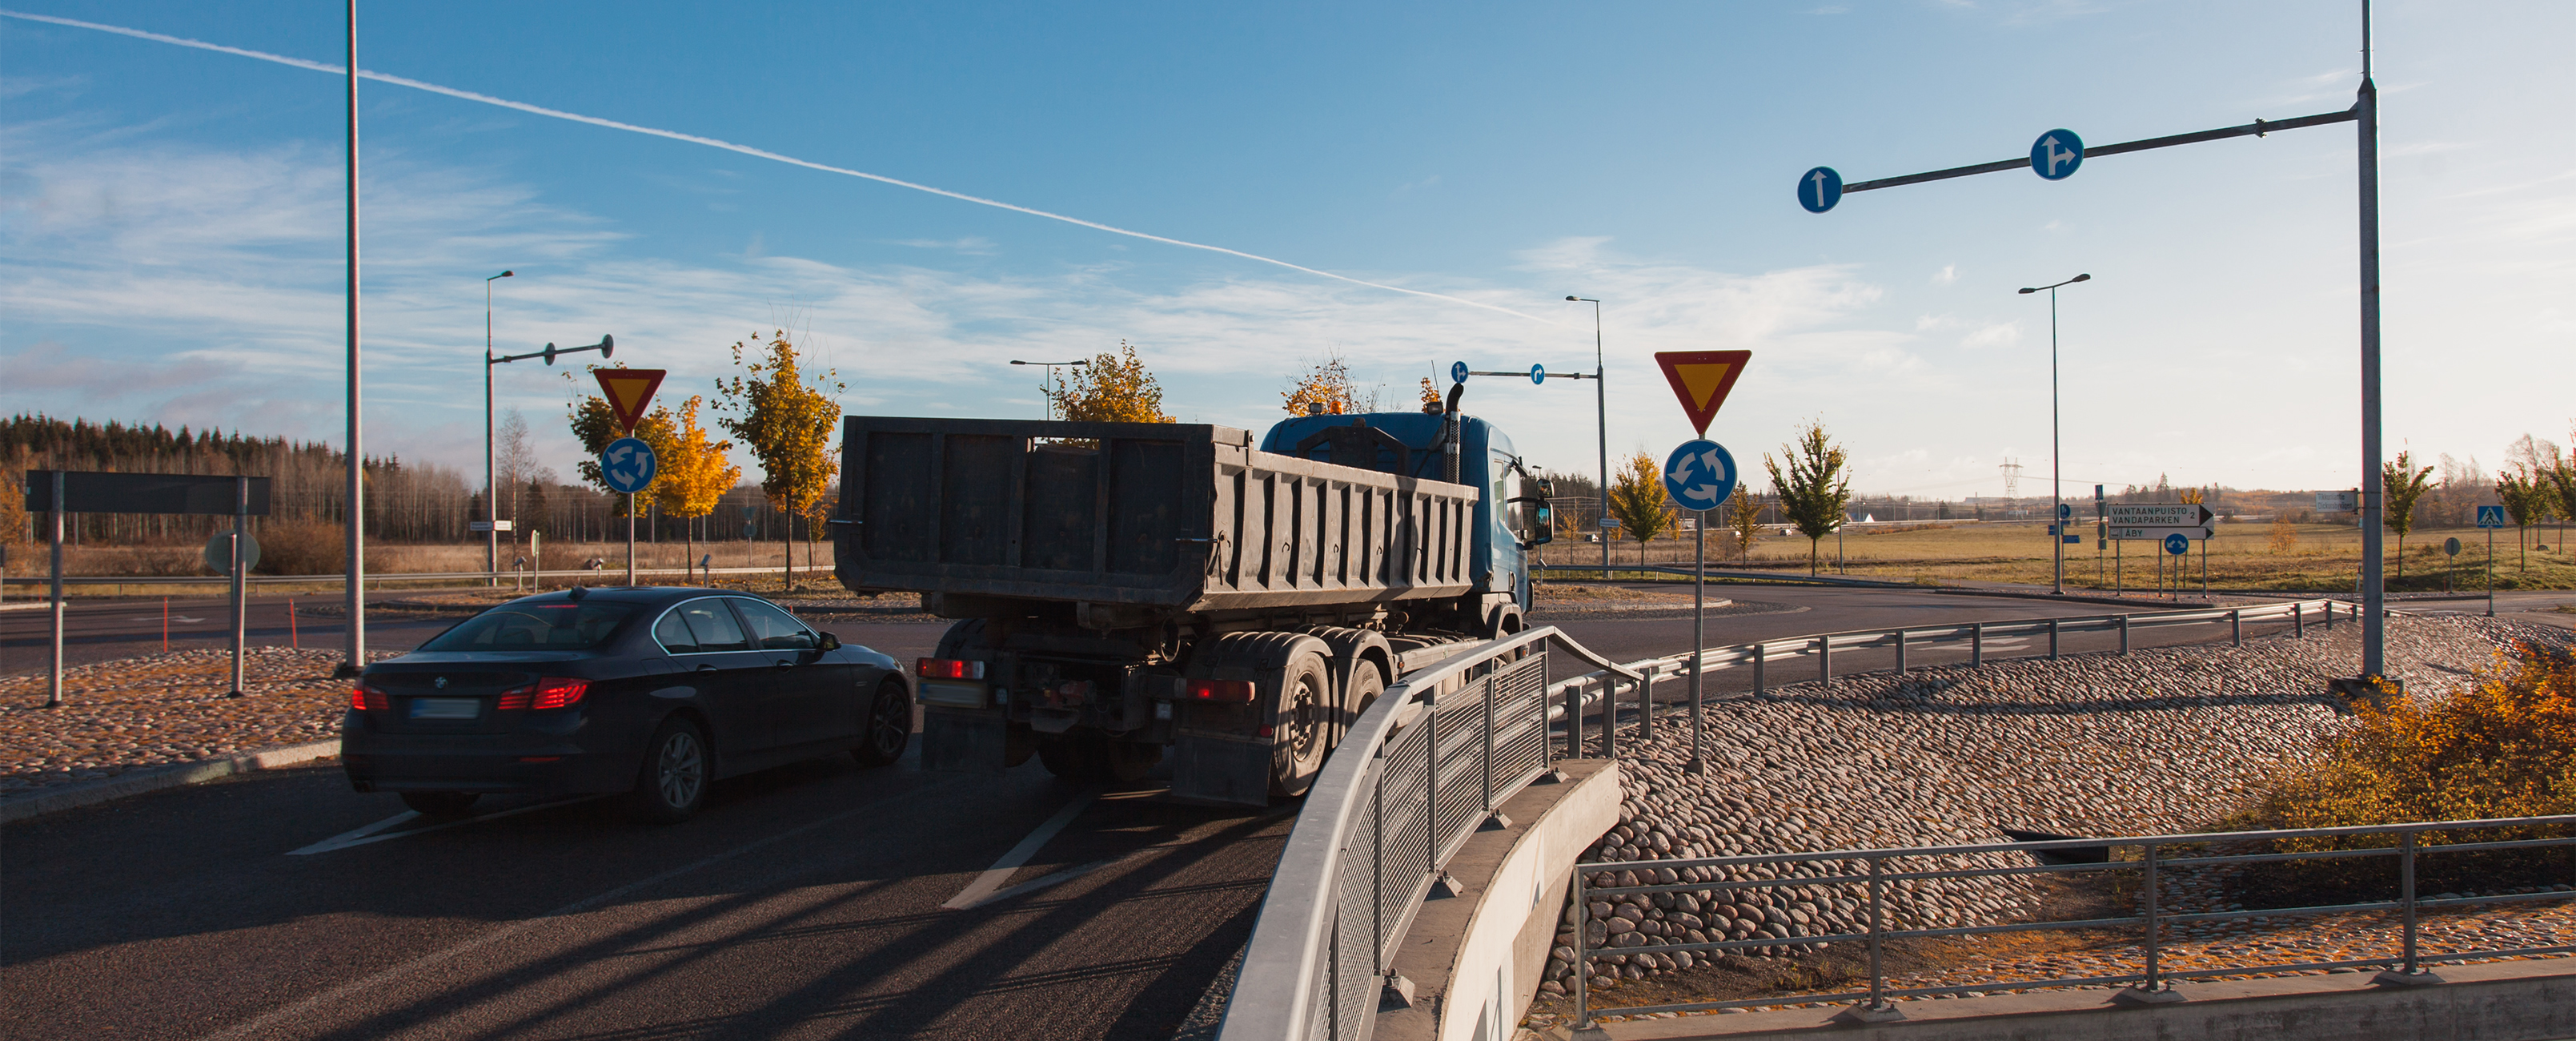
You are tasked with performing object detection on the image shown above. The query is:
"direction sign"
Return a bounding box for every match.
[600,436,659,495]
[2315,490,2357,512]
[2164,533,2190,556]
[594,368,668,434]
[1661,440,1738,513]
[2444,537,2463,557]
[1799,166,1843,213]
[2478,505,2508,529]
[1451,361,1469,384]
[2031,129,2084,180]
[2109,525,2213,541]
[1529,364,1546,384]
[1651,350,1751,436]
[2107,504,2213,528]
[1601,516,1621,529]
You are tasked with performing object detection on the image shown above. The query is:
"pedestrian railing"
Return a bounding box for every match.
[1221,625,1638,1041]
[1568,814,2576,1028]
[1547,599,2347,758]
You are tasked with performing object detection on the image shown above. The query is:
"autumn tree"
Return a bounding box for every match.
[2498,466,2554,573]
[1727,482,1764,563]
[1416,378,1442,411]
[716,331,844,591]
[2269,514,2300,555]
[2547,442,2576,561]
[1605,451,1673,565]
[1280,353,1380,416]
[1045,340,1173,424]
[1765,420,1852,575]
[640,396,740,582]
[0,444,30,549]
[2383,451,2434,578]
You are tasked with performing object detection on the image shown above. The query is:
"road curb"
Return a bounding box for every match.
[0,738,342,825]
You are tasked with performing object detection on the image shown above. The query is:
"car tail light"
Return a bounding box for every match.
[1186,679,1258,703]
[917,657,986,680]
[530,677,589,710]
[351,685,388,711]
[497,685,532,711]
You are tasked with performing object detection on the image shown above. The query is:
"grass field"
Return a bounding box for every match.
[1540,519,2576,592]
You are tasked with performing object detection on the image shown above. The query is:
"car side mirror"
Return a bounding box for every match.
[816,631,842,652]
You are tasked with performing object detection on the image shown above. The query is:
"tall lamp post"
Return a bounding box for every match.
[1567,297,1608,577]
[1009,359,1088,419]
[2018,273,2089,595]
[484,270,512,588]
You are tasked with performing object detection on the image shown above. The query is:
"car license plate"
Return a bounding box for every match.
[410,697,481,720]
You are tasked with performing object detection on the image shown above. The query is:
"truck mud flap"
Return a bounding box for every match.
[921,709,1010,774]
[1169,732,1271,807]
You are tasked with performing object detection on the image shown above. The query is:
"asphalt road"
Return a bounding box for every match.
[8,582,2572,1040]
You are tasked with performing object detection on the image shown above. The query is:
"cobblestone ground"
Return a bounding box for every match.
[1522,614,2576,1029]
[0,647,392,795]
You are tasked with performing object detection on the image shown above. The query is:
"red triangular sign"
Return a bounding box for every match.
[1653,351,1750,436]
[594,368,666,434]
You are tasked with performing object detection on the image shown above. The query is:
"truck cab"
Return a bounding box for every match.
[1261,410,1554,633]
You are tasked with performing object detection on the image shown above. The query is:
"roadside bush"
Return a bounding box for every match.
[2226,642,2576,900]
[255,517,347,576]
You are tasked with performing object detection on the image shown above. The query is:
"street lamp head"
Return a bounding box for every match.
[2018,287,2037,294]
[491,270,513,280]
[2071,273,2091,283]
[1566,295,1580,301]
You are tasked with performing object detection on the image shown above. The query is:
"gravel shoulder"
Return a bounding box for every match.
[1519,613,2576,1030]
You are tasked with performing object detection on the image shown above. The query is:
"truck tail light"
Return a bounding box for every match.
[351,686,388,712]
[917,658,986,680]
[1186,679,1258,703]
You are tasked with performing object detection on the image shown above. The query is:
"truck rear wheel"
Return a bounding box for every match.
[1269,646,1333,797]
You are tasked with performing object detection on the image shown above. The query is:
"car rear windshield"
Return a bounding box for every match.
[419,601,638,651]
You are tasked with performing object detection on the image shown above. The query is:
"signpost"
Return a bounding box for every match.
[1796,4,2395,692]
[1651,351,1753,778]
[2445,536,2462,595]
[2478,505,2507,616]
[26,472,271,703]
[594,367,666,588]
[488,334,613,586]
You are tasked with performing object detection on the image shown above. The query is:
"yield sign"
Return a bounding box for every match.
[593,368,667,434]
[1652,350,1751,436]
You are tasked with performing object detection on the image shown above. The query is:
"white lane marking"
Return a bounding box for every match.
[199,778,956,1041]
[941,786,1102,910]
[286,798,596,856]
[287,810,422,855]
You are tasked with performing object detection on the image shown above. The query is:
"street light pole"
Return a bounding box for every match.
[339,0,365,678]
[1568,297,1607,577]
[1009,359,1089,420]
[2019,273,2090,595]
[484,269,512,589]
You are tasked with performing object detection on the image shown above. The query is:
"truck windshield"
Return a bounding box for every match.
[420,601,637,651]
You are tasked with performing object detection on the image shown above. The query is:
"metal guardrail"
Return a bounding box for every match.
[1224,625,1612,1041]
[0,565,800,589]
[1569,814,2576,1027]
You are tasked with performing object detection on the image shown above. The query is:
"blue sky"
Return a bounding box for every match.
[3,1,2570,499]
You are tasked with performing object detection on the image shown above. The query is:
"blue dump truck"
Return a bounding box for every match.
[833,390,1552,804]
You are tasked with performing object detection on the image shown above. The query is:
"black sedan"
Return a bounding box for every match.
[342,586,912,822]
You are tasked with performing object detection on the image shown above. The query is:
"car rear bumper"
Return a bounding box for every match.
[340,729,633,795]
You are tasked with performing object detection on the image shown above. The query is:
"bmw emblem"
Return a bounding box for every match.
[435,677,449,689]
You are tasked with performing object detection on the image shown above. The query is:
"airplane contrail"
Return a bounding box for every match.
[0,9,1565,328]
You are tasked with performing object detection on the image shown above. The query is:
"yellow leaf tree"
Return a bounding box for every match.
[1280,353,1378,416]
[1727,481,1764,563]
[566,367,674,511]
[1045,340,1173,424]
[1606,451,1674,566]
[716,331,844,591]
[642,396,740,582]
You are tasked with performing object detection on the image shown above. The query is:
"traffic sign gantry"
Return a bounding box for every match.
[1652,350,1751,436]
[594,368,668,434]
[1799,167,1843,213]
[1661,440,1737,513]
[2031,129,2084,179]
[2477,505,2509,529]
[600,436,660,495]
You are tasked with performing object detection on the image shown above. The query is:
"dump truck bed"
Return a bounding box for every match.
[836,416,1478,612]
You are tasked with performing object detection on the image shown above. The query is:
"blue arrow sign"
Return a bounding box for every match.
[1799,167,1843,213]
[2056,502,2072,520]
[2477,504,2508,529]
[1530,364,1546,384]
[2163,533,2190,556]
[2032,129,2084,180]
[1451,361,1469,384]
[1661,440,1737,513]
[600,436,659,495]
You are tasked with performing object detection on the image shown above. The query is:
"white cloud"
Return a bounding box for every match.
[1932,264,1960,285]
[1960,322,2022,348]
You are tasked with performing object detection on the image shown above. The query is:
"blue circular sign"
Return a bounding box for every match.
[2031,129,2084,180]
[1530,364,1546,385]
[1799,166,1843,213]
[1450,361,1469,384]
[600,436,659,495]
[1662,440,1737,513]
[2163,533,2190,556]
[2056,502,2072,520]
